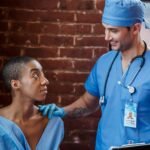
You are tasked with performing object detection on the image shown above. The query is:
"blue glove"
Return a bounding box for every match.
[38,104,66,119]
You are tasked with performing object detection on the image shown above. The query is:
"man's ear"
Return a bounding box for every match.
[11,80,21,90]
[132,23,142,34]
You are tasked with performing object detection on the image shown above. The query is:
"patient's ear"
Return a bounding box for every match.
[11,80,21,90]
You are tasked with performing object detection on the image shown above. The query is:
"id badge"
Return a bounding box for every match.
[124,102,137,128]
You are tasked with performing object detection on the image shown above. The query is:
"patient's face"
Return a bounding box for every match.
[18,60,49,101]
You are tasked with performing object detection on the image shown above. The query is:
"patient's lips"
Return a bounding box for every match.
[40,87,48,95]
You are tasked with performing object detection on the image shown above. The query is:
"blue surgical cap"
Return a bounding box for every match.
[102,0,150,29]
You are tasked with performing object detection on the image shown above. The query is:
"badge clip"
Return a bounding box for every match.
[100,96,105,104]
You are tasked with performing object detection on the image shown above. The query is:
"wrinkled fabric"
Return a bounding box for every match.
[0,116,64,150]
[85,50,150,150]
[102,0,150,29]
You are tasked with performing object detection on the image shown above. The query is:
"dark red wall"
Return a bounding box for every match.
[0,0,107,149]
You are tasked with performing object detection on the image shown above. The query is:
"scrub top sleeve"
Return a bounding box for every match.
[84,61,100,98]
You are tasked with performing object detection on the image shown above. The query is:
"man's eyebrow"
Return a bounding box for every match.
[108,27,118,30]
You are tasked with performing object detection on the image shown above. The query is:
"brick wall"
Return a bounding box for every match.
[0,0,108,149]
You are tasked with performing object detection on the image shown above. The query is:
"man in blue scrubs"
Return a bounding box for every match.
[39,0,150,149]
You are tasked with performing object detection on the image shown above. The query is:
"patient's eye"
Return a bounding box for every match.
[32,73,39,79]
[31,70,40,80]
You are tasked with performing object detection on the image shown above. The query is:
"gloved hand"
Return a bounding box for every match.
[38,104,66,119]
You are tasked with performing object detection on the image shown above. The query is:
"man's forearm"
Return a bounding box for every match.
[63,92,99,118]
[64,106,90,118]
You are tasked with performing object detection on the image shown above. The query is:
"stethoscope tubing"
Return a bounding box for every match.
[100,41,147,104]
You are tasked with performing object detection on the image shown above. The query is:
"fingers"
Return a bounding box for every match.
[38,104,55,118]
[54,109,63,117]
[47,104,56,119]
[38,104,65,119]
[38,105,44,111]
[54,108,66,118]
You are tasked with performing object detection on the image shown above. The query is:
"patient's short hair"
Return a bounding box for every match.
[1,56,34,91]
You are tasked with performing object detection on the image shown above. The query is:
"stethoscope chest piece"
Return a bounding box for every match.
[127,86,136,94]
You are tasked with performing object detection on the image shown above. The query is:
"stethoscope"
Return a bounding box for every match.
[99,41,147,105]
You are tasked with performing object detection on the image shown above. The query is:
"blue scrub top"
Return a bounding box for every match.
[0,116,64,150]
[85,50,150,150]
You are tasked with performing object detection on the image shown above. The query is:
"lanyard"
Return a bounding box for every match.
[100,41,147,104]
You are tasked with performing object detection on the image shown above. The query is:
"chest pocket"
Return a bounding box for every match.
[136,83,150,112]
